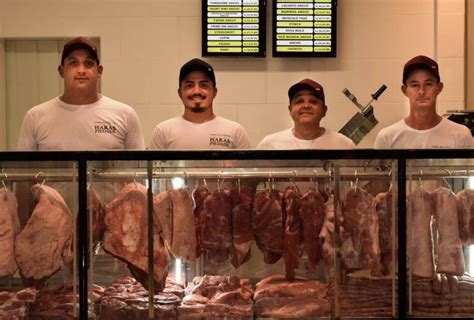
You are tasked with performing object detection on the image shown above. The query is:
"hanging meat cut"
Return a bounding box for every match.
[300,187,325,270]
[374,191,396,276]
[282,185,303,281]
[229,186,254,269]
[103,182,170,292]
[342,186,382,274]
[200,189,233,265]
[319,194,339,280]
[89,188,106,254]
[154,188,197,262]
[432,187,465,276]
[252,189,284,264]
[0,188,19,278]
[15,184,73,287]
[456,189,474,245]
[192,184,209,258]
[410,188,435,278]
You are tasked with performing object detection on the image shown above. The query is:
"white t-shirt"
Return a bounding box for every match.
[374,118,473,149]
[17,96,145,151]
[256,128,356,149]
[149,115,251,150]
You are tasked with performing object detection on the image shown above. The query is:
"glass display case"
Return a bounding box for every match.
[0,150,473,319]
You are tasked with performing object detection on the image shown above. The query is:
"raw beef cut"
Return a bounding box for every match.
[300,187,325,270]
[200,189,233,265]
[319,194,340,280]
[432,187,465,276]
[252,189,283,264]
[89,188,106,254]
[154,189,197,262]
[410,188,435,278]
[0,188,19,278]
[374,191,396,276]
[229,186,254,269]
[254,274,330,318]
[168,188,197,261]
[342,186,382,274]
[192,184,209,258]
[15,184,73,286]
[103,182,170,292]
[282,185,303,281]
[456,189,474,245]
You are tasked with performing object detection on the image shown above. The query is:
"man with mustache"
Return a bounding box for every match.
[16,36,145,151]
[257,78,355,149]
[149,58,251,149]
[374,55,472,148]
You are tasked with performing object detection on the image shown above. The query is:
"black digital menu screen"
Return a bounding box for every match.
[202,0,266,57]
[273,0,337,57]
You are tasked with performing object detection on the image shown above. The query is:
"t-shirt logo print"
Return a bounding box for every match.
[210,134,232,148]
[94,121,117,134]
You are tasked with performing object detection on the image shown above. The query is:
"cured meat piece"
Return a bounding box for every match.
[410,188,435,278]
[192,184,209,258]
[456,189,474,245]
[169,188,196,261]
[229,186,254,269]
[89,188,106,254]
[103,183,170,292]
[15,184,73,286]
[282,185,303,281]
[432,187,465,276]
[154,188,197,262]
[342,186,381,274]
[153,190,171,244]
[0,188,19,278]
[300,187,325,270]
[252,189,283,264]
[254,275,330,318]
[375,191,396,275]
[200,189,233,265]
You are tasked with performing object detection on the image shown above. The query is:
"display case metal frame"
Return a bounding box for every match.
[1,149,473,320]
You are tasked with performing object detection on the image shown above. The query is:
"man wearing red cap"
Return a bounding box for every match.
[257,79,355,149]
[149,58,251,150]
[17,36,145,151]
[374,55,472,149]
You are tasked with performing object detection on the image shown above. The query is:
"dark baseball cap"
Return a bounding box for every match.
[61,36,99,65]
[288,78,325,105]
[403,55,440,84]
[179,58,216,87]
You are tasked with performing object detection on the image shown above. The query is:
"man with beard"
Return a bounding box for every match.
[149,58,251,149]
[257,78,354,149]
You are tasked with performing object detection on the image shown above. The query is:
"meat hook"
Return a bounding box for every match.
[35,171,46,187]
[1,170,7,191]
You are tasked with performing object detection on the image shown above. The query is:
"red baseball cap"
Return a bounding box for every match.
[403,55,440,84]
[61,36,99,65]
[288,78,325,105]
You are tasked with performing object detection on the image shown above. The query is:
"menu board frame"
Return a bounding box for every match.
[202,0,267,57]
[272,0,337,57]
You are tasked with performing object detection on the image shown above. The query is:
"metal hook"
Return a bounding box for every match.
[238,176,241,193]
[1,171,7,190]
[354,170,359,188]
[35,171,43,182]
[419,169,424,191]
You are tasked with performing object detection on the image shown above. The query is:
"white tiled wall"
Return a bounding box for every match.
[0,0,466,149]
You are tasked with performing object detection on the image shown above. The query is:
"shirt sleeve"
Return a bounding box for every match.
[149,125,167,150]
[373,131,388,149]
[255,137,270,150]
[233,125,251,149]
[125,109,145,150]
[16,111,38,151]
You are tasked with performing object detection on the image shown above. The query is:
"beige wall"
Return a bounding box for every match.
[0,0,466,149]
[468,0,474,108]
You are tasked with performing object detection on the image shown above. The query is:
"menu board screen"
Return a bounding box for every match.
[202,0,266,57]
[273,0,337,57]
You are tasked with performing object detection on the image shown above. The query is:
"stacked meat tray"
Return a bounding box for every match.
[3,180,474,318]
